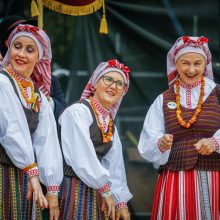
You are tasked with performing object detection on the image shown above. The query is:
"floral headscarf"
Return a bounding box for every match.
[167,36,213,87]
[81,59,130,119]
[1,24,52,96]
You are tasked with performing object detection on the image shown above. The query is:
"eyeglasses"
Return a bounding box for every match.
[102,76,126,90]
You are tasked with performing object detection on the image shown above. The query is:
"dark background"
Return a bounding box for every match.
[1,0,219,218]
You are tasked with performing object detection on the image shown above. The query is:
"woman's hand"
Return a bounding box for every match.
[116,208,130,220]
[195,138,216,155]
[101,196,116,220]
[46,193,59,220]
[159,134,173,152]
[27,176,48,209]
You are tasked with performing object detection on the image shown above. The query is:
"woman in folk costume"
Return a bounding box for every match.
[138,36,220,220]
[0,15,67,123]
[0,24,63,219]
[59,59,132,220]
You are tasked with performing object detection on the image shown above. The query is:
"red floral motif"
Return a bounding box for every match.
[16,24,39,35]
[98,183,110,194]
[174,36,209,57]
[14,24,47,48]
[47,185,60,193]
[182,36,208,46]
[115,202,127,210]
[107,59,130,79]
[27,167,40,178]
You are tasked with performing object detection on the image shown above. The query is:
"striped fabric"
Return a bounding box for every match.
[151,170,220,220]
[0,164,42,220]
[161,86,220,171]
[152,86,220,219]
[59,176,109,220]
[33,60,51,97]
[92,97,110,131]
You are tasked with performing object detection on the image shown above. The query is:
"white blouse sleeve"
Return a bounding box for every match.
[32,92,63,187]
[0,76,35,168]
[138,94,171,165]
[58,103,110,189]
[101,127,133,204]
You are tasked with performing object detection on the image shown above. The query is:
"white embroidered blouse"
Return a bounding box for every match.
[138,77,220,165]
[59,99,132,204]
[0,70,63,192]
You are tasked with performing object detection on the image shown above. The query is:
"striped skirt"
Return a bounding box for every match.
[151,169,220,220]
[59,176,109,220]
[0,163,42,220]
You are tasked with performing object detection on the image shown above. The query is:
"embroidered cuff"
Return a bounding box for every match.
[116,202,127,210]
[210,137,219,151]
[23,162,37,172]
[98,183,112,197]
[47,185,60,195]
[26,167,39,179]
[98,183,110,193]
[158,138,165,153]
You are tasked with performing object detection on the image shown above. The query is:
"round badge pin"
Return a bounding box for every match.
[167,101,176,109]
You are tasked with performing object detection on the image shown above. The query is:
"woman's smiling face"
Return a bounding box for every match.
[176,52,206,85]
[93,71,125,110]
[9,36,39,79]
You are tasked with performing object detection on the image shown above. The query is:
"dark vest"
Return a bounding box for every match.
[0,70,40,167]
[63,100,115,177]
[160,85,220,171]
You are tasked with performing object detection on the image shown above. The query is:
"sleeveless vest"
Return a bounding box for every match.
[0,70,40,167]
[63,100,115,177]
[160,85,220,171]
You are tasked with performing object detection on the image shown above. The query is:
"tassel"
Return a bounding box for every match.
[100,14,108,34]
[99,0,108,34]
[31,0,40,17]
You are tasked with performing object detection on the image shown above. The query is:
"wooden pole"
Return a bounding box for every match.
[37,0,43,28]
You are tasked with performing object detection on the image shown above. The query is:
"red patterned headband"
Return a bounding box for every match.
[107,59,130,79]
[14,24,47,48]
[183,36,208,45]
[16,24,40,37]
[174,36,209,56]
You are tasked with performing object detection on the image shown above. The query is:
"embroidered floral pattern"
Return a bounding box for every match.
[98,183,112,197]
[89,96,113,142]
[116,202,127,210]
[210,137,219,151]
[47,185,60,193]
[92,98,110,131]
[26,167,40,179]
